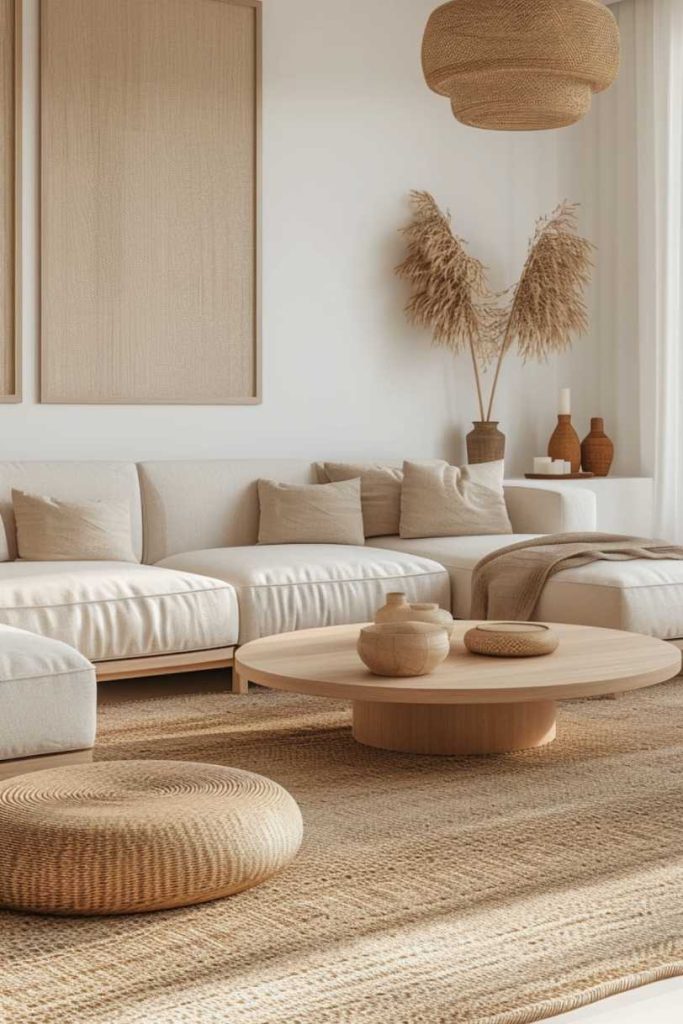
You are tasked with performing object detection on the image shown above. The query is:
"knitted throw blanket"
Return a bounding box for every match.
[470,532,683,622]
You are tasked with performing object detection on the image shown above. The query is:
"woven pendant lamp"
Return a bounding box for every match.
[422,0,620,131]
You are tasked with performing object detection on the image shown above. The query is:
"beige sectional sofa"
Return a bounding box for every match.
[1,458,682,700]
[0,460,447,683]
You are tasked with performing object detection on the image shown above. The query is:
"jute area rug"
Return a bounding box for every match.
[2,680,683,1024]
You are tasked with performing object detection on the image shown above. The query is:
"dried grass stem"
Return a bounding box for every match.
[396,193,593,422]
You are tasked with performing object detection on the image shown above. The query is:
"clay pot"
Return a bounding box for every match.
[466,421,506,464]
[374,594,455,637]
[547,414,581,473]
[581,417,614,477]
[357,622,450,677]
[464,622,559,658]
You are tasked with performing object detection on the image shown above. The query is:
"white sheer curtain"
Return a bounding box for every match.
[635,0,683,540]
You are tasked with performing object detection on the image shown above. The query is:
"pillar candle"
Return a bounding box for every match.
[559,388,571,415]
[534,457,552,474]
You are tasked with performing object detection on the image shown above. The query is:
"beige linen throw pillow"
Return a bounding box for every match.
[321,462,403,537]
[258,478,365,545]
[0,516,9,561]
[12,490,138,562]
[399,460,512,538]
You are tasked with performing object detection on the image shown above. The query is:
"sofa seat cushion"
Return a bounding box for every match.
[157,545,450,644]
[368,535,683,639]
[0,563,238,663]
[0,624,96,761]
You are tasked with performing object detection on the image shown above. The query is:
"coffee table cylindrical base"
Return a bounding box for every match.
[352,700,557,756]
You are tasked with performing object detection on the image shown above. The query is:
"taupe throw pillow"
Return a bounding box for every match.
[399,460,512,539]
[321,462,403,537]
[258,478,365,545]
[12,490,138,562]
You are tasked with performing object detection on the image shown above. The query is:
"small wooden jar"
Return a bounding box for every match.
[464,622,559,658]
[374,593,455,637]
[358,622,450,677]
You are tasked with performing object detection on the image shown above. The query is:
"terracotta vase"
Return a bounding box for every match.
[547,414,581,473]
[466,421,506,464]
[581,417,614,477]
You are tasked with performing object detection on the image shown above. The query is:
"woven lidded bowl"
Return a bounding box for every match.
[464,622,559,658]
[358,621,450,677]
[422,0,620,130]
[0,760,303,916]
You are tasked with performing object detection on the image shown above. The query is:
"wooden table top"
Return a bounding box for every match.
[235,622,682,705]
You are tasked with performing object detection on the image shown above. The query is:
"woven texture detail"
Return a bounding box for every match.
[0,760,303,915]
[464,623,558,657]
[422,0,620,130]
[1,683,682,1021]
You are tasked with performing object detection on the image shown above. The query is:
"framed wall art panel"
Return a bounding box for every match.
[40,0,261,404]
[0,0,21,403]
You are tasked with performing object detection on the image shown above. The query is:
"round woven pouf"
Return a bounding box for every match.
[0,760,303,916]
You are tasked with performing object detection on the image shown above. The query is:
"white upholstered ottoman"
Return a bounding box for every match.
[0,625,96,774]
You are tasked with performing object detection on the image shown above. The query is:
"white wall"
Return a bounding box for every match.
[2,0,637,476]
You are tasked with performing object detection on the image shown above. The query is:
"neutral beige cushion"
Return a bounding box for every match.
[157,544,450,644]
[0,517,9,562]
[0,462,142,562]
[258,479,365,546]
[321,463,403,538]
[399,460,512,539]
[12,490,138,563]
[0,562,238,662]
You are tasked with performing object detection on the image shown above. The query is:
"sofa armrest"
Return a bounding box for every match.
[503,485,597,534]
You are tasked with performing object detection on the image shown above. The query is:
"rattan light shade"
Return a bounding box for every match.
[422,0,620,131]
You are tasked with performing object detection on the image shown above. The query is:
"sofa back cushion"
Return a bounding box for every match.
[0,463,142,561]
[12,490,139,562]
[257,478,365,545]
[400,459,512,539]
[139,460,316,563]
[319,462,403,537]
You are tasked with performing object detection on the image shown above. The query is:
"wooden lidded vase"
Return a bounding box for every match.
[374,593,455,637]
[547,414,581,473]
[375,593,411,624]
[581,417,614,477]
[466,421,505,464]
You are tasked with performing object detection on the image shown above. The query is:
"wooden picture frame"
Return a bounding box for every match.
[40,0,261,405]
[0,0,21,403]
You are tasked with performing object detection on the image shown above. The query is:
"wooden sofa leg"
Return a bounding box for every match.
[231,667,249,695]
[0,748,93,781]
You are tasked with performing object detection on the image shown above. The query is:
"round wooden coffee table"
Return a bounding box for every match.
[235,622,681,756]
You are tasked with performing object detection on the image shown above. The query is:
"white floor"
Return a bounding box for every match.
[546,977,683,1021]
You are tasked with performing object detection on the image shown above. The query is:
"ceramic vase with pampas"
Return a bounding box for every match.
[396,192,594,463]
